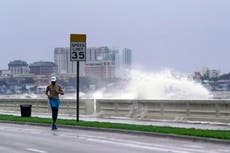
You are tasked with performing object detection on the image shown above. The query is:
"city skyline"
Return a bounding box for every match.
[54,46,132,79]
[0,0,230,73]
[3,46,132,80]
[1,46,225,75]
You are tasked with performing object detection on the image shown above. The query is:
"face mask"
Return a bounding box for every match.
[51,81,56,85]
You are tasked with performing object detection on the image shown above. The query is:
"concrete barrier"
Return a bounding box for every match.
[96,99,230,123]
[0,98,94,117]
[0,98,229,123]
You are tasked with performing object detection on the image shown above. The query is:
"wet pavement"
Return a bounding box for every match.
[0,122,229,153]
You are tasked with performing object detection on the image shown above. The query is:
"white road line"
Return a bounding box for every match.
[182,144,204,149]
[79,136,223,153]
[25,148,48,153]
[0,146,8,150]
[218,150,230,152]
[86,137,190,153]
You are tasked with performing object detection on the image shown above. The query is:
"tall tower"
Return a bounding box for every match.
[115,48,132,79]
[54,47,85,76]
[54,48,68,74]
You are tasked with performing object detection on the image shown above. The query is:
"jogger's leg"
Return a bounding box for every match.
[52,107,58,123]
[51,107,55,123]
[51,107,59,130]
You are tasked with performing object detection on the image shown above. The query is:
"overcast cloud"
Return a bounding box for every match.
[0,0,230,73]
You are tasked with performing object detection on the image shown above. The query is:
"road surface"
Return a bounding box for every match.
[0,122,229,153]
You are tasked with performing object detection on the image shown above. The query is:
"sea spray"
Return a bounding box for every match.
[93,69,212,100]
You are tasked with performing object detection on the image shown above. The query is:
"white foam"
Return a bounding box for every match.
[94,69,212,100]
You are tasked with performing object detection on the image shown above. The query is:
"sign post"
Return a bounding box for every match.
[70,34,86,122]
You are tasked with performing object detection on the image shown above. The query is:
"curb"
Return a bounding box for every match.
[0,120,230,145]
[108,117,230,126]
[58,124,230,145]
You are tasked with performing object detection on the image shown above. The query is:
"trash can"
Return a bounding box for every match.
[20,104,32,117]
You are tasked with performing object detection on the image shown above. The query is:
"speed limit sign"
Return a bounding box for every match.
[70,34,86,61]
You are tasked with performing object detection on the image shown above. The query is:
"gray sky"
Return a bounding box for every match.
[0,0,230,73]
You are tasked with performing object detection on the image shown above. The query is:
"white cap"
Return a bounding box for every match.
[51,76,57,82]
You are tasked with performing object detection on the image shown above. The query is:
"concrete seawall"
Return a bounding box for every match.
[96,99,230,123]
[0,99,229,123]
[0,99,94,117]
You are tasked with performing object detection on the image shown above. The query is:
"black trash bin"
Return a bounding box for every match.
[20,104,32,117]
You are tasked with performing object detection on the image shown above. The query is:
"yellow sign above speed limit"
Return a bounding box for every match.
[70,34,86,61]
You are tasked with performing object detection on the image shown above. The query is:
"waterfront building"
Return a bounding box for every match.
[29,61,57,75]
[208,69,220,78]
[8,60,29,76]
[85,60,116,79]
[201,67,220,79]
[0,69,11,78]
[193,72,202,82]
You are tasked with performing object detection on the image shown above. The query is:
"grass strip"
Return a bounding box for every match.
[0,114,229,140]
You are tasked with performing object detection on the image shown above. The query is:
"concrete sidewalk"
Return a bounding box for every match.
[0,110,230,130]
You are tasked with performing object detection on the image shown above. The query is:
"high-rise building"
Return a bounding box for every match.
[122,48,132,67]
[85,47,116,79]
[86,46,114,61]
[115,48,132,79]
[8,60,29,76]
[54,48,68,74]
[54,47,85,76]
[54,46,132,79]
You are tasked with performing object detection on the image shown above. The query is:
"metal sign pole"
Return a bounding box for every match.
[70,34,86,122]
[76,61,80,122]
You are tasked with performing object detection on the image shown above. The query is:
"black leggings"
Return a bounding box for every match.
[51,107,59,123]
